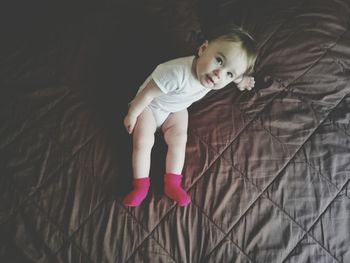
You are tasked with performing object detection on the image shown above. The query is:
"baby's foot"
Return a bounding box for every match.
[123,178,150,207]
[164,173,191,206]
[237,76,255,91]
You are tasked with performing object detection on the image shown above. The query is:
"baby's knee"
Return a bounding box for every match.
[165,130,187,146]
[133,134,155,151]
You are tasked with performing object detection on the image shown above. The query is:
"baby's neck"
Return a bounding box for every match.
[191,57,198,79]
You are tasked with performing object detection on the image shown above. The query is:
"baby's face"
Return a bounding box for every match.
[194,39,248,90]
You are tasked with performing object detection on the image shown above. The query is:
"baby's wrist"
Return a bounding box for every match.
[127,106,140,119]
[127,110,136,118]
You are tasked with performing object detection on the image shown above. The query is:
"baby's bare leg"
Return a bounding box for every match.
[161,110,191,206]
[123,107,156,207]
[162,110,188,174]
[132,107,157,178]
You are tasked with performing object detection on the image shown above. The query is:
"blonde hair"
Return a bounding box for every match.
[199,24,258,75]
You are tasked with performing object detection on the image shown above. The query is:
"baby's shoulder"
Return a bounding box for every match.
[155,56,194,79]
[158,56,193,70]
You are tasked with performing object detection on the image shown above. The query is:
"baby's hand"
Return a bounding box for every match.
[236,76,255,91]
[124,113,137,134]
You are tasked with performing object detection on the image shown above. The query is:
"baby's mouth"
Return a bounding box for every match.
[206,74,214,85]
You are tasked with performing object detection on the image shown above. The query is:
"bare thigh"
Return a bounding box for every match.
[162,110,188,146]
[133,107,157,149]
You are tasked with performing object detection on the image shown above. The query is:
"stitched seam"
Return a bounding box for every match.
[188,29,347,195]
[333,121,350,139]
[26,130,101,199]
[205,94,347,259]
[26,195,106,263]
[258,94,350,200]
[286,29,348,88]
[327,29,349,73]
[258,118,293,154]
[2,136,105,261]
[302,160,350,201]
[281,178,350,263]
[186,88,286,191]
[52,199,112,262]
[88,35,342,259]
[330,120,350,200]
[0,130,100,226]
[140,88,284,261]
[190,200,254,262]
[122,202,177,263]
[52,241,95,263]
[123,203,178,262]
[207,135,342,263]
[291,93,350,199]
[253,0,308,57]
[0,88,71,150]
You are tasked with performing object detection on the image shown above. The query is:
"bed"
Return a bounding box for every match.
[1,0,349,262]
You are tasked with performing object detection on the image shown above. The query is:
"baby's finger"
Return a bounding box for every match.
[127,125,133,134]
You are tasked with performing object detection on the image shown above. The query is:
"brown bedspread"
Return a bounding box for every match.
[1,0,349,262]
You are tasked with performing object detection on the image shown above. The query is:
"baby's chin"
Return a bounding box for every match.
[203,80,225,90]
[209,86,224,90]
[199,77,215,89]
[202,83,223,90]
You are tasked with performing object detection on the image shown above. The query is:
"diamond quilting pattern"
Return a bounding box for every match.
[309,188,350,262]
[267,159,339,229]
[229,196,306,262]
[2,0,350,261]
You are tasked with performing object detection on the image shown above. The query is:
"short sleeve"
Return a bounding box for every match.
[151,64,182,94]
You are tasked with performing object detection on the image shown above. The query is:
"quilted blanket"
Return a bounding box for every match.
[1,0,349,262]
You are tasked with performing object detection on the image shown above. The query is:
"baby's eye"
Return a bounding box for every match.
[216,57,223,65]
[227,72,234,78]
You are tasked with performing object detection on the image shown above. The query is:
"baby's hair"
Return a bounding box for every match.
[199,23,258,75]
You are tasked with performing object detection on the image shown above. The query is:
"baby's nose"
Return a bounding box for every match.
[213,69,221,79]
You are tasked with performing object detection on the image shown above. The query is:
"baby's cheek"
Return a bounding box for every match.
[236,76,244,83]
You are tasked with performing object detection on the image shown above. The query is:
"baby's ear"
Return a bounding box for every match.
[198,40,209,56]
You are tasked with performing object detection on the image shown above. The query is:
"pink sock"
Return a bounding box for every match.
[164,173,191,206]
[123,177,150,207]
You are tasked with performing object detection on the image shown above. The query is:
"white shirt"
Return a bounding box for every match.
[137,56,211,113]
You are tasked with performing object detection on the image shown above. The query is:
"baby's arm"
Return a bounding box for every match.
[124,79,163,134]
[235,76,255,91]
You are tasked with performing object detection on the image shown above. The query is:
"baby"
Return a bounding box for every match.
[123,24,258,207]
